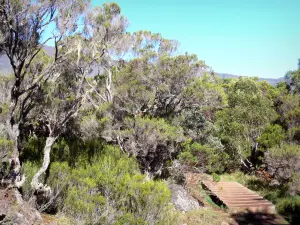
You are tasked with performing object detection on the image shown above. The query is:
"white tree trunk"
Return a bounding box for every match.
[105,69,113,102]
[31,136,56,190]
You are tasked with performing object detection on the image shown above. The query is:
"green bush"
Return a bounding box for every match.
[0,137,13,179]
[264,144,300,183]
[43,161,72,212]
[21,161,39,201]
[179,141,228,173]
[258,124,286,149]
[287,126,300,144]
[212,173,220,182]
[0,137,13,161]
[20,136,45,163]
[62,145,172,225]
[289,173,300,195]
[277,196,300,224]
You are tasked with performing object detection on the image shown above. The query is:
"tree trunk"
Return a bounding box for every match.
[105,69,113,102]
[1,119,23,187]
[6,120,20,169]
[31,136,57,191]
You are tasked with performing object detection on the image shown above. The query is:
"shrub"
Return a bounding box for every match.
[258,124,286,149]
[0,137,13,161]
[62,146,172,225]
[21,161,39,201]
[22,161,68,212]
[212,173,220,182]
[120,117,185,175]
[41,162,72,213]
[264,144,300,184]
[288,173,300,196]
[277,196,300,224]
[0,137,13,179]
[287,126,300,144]
[179,141,228,173]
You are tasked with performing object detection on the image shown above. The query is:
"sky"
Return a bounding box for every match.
[91,0,300,78]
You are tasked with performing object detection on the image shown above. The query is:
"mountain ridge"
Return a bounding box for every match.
[217,73,284,86]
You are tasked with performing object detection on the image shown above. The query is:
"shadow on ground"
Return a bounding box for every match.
[231,210,289,225]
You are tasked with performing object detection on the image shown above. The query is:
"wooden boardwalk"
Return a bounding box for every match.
[201,180,276,213]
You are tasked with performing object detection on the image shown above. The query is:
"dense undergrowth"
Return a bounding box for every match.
[20,142,177,225]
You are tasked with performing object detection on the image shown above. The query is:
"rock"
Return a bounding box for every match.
[0,188,43,225]
[269,179,280,187]
[221,222,229,225]
[169,183,201,212]
[168,160,186,184]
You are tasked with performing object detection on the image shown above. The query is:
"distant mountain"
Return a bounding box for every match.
[217,73,284,86]
[0,46,55,75]
[0,47,285,86]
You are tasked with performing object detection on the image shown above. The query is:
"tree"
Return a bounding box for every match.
[0,1,129,194]
[90,49,225,175]
[285,59,300,94]
[30,3,129,193]
[215,78,277,169]
[0,0,90,187]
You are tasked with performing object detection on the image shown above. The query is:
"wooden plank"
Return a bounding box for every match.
[201,180,276,213]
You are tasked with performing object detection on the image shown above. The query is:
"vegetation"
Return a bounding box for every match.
[0,0,299,224]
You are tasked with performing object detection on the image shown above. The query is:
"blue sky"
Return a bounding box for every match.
[91,0,300,78]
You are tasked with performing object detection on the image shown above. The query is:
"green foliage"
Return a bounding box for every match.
[63,146,172,225]
[287,126,300,144]
[266,144,300,157]
[21,161,39,201]
[3,1,300,224]
[183,74,228,112]
[45,162,72,211]
[118,117,185,173]
[277,196,300,224]
[0,137,13,160]
[215,77,277,168]
[285,60,300,94]
[0,137,14,179]
[288,173,300,195]
[179,141,228,173]
[258,124,286,149]
[264,144,300,183]
[212,173,220,182]
[20,136,45,163]
[276,94,300,130]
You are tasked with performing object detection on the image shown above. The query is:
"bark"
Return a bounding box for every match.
[1,118,23,187]
[105,69,113,102]
[31,136,57,191]
[5,120,20,171]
